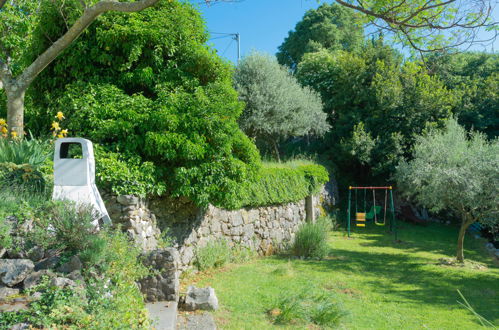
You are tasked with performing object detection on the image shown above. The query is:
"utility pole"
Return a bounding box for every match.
[235,33,240,64]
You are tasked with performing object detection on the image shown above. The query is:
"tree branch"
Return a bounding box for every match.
[16,0,160,91]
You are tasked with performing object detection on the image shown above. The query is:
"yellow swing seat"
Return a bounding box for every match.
[356,212,366,227]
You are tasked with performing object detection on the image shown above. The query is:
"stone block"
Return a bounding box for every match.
[183,286,218,311]
[0,259,34,287]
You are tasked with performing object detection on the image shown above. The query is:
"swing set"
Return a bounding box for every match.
[347,186,397,239]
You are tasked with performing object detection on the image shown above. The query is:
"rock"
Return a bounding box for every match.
[0,286,20,300]
[23,270,55,290]
[0,259,34,287]
[183,286,218,311]
[10,323,30,330]
[117,195,139,205]
[35,255,60,271]
[485,243,495,250]
[6,249,26,259]
[27,247,45,263]
[68,270,85,283]
[0,248,6,259]
[139,249,180,302]
[50,277,77,289]
[57,256,82,274]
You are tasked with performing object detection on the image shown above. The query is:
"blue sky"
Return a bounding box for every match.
[192,0,498,64]
[195,0,322,63]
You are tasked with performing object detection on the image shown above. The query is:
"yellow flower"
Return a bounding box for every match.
[60,129,68,137]
[51,122,60,131]
[1,127,7,134]
[0,118,6,126]
[55,112,65,121]
[11,131,18,138]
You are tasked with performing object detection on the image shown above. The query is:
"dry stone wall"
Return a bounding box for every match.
[104,185,336,270]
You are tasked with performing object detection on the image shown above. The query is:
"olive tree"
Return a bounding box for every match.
[234,52,329,160]
[395,118,499,262]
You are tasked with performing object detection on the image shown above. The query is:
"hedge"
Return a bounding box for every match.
[231,163,330,210]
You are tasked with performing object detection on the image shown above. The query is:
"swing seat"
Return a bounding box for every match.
[365,206,381,220]
[355,213,366,227]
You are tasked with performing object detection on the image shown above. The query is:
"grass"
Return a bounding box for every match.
[183,221,499,329]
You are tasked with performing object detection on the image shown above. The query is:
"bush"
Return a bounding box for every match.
[194,240,232,271]
[268,289,345,327]
[194,240,256,271]
[28,201,97,253]
[292,217,331,259]
[232,162,329,209]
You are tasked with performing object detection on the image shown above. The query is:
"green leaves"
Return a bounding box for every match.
[234,52,330,158]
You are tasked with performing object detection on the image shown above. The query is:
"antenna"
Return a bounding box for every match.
[209,32,241,64]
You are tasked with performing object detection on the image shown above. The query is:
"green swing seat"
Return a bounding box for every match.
[365,205,381,220]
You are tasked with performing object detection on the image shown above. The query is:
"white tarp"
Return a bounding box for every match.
[52,138,110,226]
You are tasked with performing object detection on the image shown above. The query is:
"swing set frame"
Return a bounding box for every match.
[347,186,397,240]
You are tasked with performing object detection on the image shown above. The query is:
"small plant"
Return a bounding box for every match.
[194,239,232,271]
[267,289,345,327]
[292,217,331,259]
[269,294,305,324]
[309,293,345,327]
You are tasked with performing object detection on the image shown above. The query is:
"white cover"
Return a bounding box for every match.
[52,138,111,226]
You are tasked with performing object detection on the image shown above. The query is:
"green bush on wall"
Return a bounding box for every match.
[233,163,329,210]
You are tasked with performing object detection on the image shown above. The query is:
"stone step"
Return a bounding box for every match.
[146,301,178,330]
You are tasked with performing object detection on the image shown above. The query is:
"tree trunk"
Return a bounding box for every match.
[456,215,475,263]
[6,88,25,137]
[272,140,281,163]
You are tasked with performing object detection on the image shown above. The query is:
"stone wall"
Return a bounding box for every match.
[104,184,336,271]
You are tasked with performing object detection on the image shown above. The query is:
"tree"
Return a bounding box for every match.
[396,119,499,262]
[334,0,498,55]
[24,1,261,209]
[0,0,161,137]
[427,52,499,138]
[296,40,454,182]
[234,52,329,160]
[277,3,364,69]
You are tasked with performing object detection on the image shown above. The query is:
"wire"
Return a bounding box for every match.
[221,39,234,57]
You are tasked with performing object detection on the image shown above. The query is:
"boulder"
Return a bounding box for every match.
[0,286,20,300]
[0,259,34,287]
[57,256,82,274]
[27,247,45,263]
[23,270,55,290]
[183,286,218,311]
[117,195,139,205]
[35,255,60,271]
[50,277,77,289]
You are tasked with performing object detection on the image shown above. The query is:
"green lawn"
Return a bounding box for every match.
[183,222,499,329]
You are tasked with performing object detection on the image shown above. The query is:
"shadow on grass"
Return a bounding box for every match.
[273,222,499,325]
[345,221,492,264]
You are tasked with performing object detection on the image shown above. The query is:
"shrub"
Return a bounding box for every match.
[309,293,346,327]
[269,294,305,324]
[232,162,329,209]
[268,289,346,327]
[194,240,257,271]
[292,217,331,259]
[194,240,232,271]
[29,201,97,253]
